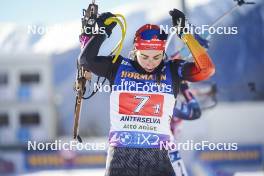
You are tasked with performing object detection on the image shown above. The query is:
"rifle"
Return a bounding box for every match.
[73,0,98,143]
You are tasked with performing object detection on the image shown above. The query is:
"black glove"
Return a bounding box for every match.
[180,81,194,101]
[169,9,186,38]
[96,12,117,37]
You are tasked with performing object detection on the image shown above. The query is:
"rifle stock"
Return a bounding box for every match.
[73,68,86,142]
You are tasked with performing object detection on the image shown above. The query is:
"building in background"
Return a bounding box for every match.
[0,53,57,146]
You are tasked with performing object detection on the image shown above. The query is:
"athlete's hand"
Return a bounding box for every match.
[180,81,189,92]
[169,9,186,38]
[84,70,92,80]
[97,12,117,37]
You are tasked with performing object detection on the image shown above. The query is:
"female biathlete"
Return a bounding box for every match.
[78,8,215,176]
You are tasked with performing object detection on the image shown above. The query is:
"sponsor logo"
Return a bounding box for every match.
[121,71,167,81]
[120,116,160,124]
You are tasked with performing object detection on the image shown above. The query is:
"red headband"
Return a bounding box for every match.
[134,24,166,50]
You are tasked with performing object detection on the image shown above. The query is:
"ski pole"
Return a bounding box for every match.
[166,0,256,58]
[211,0,255,27]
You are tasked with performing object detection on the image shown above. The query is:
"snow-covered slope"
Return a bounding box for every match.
[0,0,182,56]
[32,21,80,54]
[0,23,37,54]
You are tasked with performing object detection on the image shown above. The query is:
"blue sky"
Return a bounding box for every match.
[0,0,140,25]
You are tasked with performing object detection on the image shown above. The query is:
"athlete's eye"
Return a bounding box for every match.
[140,54,149,60]
[153,54,162,60]
[153,57,161,61]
